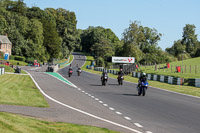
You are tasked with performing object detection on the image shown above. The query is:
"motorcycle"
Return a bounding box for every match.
[118,76,124,85]
[138,81,148,96]
[77,69,82,76]
[101,75,108,86]
[68,70,73,77]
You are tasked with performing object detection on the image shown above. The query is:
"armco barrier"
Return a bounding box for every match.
[153,75,157,81]
[188,79,200,87]
[157,75,161,82]
[195,79,200,87]
[132,71,184,86]
[0,67,5,75]
[147,74,151,80]
[160,75,164,82]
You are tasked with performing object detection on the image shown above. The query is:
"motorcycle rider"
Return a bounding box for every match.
[117,68,124,79]
[68,65,73,74]
[101,69,108,81]
[137,72,147,89]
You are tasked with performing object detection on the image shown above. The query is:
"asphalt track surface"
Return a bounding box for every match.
[0,53,200,133]
[58,53,200,133]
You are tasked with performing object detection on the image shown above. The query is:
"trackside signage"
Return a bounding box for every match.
[112,57,135,63]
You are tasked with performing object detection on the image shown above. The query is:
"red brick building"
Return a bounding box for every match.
[0,35,12,56]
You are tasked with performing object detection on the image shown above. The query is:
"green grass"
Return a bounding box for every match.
[0,64,27,74]
[0,59,28,66]
[0,112,119,133]
[58,55,74,68]
[0,74,48,107]
[139,57,200,79]
[81,55,200,97]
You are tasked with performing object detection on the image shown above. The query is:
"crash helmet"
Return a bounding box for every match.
[120,68,122,71]
[142,72,146,77]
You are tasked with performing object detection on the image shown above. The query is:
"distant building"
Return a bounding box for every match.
[0,35,12,56]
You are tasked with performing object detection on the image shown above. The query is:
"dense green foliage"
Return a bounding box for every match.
[166,24,200,60]
[80,26,122,66]
[1,0,199,66]
[0,0,79,62]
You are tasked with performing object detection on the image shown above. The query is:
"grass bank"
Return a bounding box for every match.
[138,57,200,79]
[0,59,28,66]
[0,74,48,107]
[0,112,119,133]
[81,55,200,97]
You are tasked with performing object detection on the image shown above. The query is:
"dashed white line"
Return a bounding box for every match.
[78,88,81,90]
[27,70,143,133]
[82,91,85,93]
[95,98,99,101]
[116,112,122,115]
[134,123,143,128]
[99,101,103,103]
[109,107,115,111]
[103,104,108,106]
[91,96,95,98]
[146,131,153,133]
[124,117,131,120]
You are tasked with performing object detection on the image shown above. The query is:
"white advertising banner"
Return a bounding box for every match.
[112,57,135,63]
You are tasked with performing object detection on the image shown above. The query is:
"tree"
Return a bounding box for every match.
[0,15,7,34]
[42,19,61,60]
[121,21,162,63]
[181,24,199,56]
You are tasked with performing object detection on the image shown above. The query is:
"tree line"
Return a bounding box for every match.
[0,0,200,66]
[0,0,80,62]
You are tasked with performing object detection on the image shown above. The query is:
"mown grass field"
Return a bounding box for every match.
[0,74,48,107]
[81,54,200,97]
[0,112,119,133]
[138,57,200,79]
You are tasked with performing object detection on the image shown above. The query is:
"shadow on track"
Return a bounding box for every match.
[121,94,139,96]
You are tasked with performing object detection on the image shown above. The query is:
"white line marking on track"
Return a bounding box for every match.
[124,117,131,120]
[82,91,85,93]
[91,96,95,98]
[116,112,122,115]
[83,69,200,99]
[146,131,153,133]
[95,98,99,101]
[26,70,143,133]
[103,104,108,106]
[109,107,115,111]
[78,88,81,90]
[99,101,103,103]
[134,123,143,128]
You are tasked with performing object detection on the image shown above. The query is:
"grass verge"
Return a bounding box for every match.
[0,74,48,107]
[81,55,200,97]
[0,112,119,133]
[0,59,28,66]
[0,64,27,74]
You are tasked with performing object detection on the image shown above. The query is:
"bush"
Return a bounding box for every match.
[9,55,14,60]
[14,56,25,62]
[96,57,105,67]
[0,52,4,59]
[26,57,35,64]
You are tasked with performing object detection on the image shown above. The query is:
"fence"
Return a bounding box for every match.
[139,64,200,74]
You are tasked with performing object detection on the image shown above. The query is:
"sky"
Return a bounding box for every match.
[23,0,200,50]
